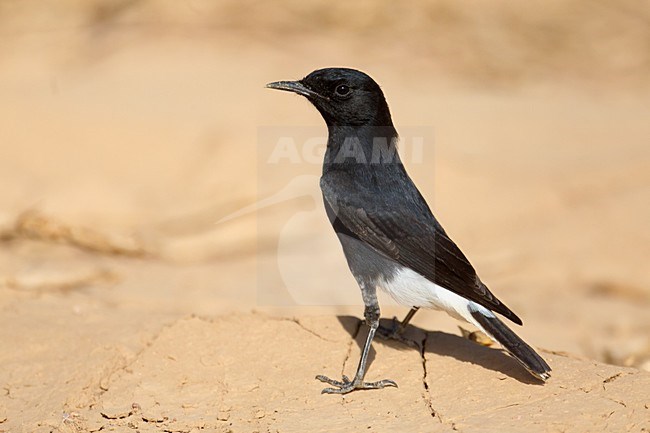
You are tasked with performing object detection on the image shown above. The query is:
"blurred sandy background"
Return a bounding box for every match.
[1,1,649,432]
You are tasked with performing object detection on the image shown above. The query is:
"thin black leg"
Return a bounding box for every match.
[377,306,420,342]
[316,320,398,394]
[397,307,419,333]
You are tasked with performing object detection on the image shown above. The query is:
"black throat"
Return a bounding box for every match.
[322,124,402,176]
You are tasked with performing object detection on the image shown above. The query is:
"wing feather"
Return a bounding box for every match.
[322,177,522,325]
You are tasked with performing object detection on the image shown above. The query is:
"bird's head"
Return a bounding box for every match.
[266,68,393,128]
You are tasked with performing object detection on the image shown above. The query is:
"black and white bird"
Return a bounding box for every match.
[267,68,551,394]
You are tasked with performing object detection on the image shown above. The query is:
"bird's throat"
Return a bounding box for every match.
[323,125,401,173]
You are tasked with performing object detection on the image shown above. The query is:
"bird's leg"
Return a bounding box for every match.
[397,306,419,334]
[316,304,398,394]
[377,307,420,344]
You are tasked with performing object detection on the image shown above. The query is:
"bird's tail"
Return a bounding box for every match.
[470,310,551,381]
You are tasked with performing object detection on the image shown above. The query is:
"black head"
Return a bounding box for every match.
[267,68,393,127]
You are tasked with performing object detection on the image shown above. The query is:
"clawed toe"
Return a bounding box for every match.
[366,378,398,389]
[315,374,349,388]
[377,323,419,348]
[377,318,400,339]
[316,374,398,394]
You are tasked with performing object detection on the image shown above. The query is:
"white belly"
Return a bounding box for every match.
[378,266,495,326]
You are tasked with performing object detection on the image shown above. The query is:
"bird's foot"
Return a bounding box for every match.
[316,374,397,394]
[377,318,418,347]
[377,317,401,339]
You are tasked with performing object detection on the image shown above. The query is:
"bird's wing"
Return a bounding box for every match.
[321,178,522,325]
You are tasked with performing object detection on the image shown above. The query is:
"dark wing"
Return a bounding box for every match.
[321,178,522,325]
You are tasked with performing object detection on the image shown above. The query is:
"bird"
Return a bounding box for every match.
[266,68,551,394]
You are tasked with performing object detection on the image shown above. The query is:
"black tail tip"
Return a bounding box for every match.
[530,368,551,382]
[470,310,551,382]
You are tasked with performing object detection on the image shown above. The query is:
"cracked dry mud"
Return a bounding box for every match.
[3,314,647,433]
[2,2,650,430]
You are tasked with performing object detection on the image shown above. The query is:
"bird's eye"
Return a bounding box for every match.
[335,84,351,97]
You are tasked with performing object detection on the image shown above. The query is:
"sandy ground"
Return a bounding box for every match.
[1,1,650,432]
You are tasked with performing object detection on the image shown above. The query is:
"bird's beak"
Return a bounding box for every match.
[265,80,327,100]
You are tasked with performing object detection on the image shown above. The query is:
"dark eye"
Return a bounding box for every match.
[335,84,351,97]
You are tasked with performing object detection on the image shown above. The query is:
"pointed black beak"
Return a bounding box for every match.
[265,80,328,100]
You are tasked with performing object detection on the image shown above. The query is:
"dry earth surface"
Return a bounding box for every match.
[1,1,649,432]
